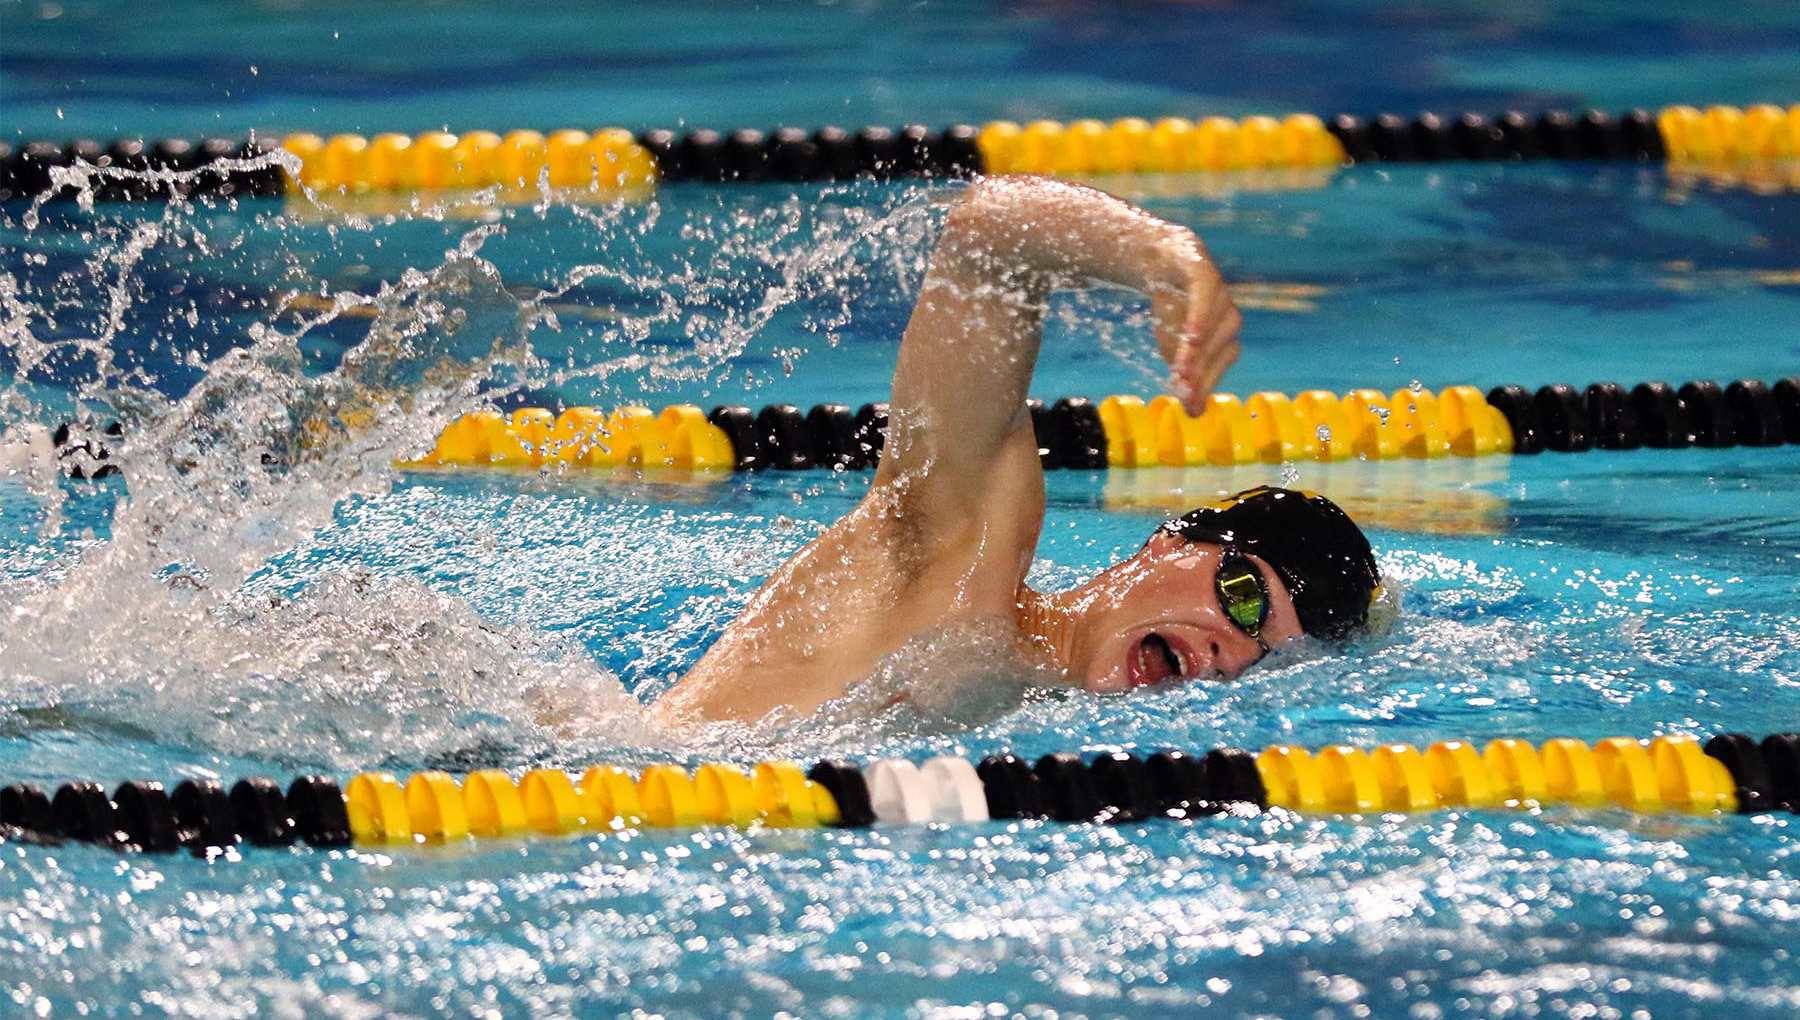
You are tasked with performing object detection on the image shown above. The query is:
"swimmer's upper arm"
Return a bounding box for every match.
[875,176,1242,522]
[874,196,1047,518]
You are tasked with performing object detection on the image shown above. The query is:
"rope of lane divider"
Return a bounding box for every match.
[38,377,1797,482]
[1487,377,1800,454]
[0,137,287,203]
[636,124,983,184]
[1327,109,1661,164]
[3,733,1794,855]
[1658,104,1800,164]
[277,128,659,194]
[394,376,1796,475]
[5,105,1795,204]
[975,114,1345,175]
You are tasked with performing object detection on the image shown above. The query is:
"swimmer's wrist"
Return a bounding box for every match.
[1134,232,1204,300]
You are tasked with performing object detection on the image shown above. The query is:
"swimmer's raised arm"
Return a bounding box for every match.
[879,176,1241,515]
[660,177,1293,726]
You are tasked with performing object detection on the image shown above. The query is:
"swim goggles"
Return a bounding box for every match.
[1214,553,1271,654]
[1158,486,1379,642]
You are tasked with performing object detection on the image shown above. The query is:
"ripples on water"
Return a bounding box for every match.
[1,157,1796,1019]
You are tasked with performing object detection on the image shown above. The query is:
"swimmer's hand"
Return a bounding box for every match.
[1147,230,1242,415]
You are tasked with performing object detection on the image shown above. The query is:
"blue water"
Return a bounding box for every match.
[6,166,1796,416]
[5,0,1800,139]
[4,3,1800,1019]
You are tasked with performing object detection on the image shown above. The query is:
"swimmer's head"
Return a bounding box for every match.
[1160,486,1381,642]
[1051,487,1379,693]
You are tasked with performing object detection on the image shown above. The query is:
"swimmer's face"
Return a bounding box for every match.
[1064,531,1304,694]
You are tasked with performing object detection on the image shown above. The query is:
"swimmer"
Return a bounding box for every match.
[656,176,1378,724]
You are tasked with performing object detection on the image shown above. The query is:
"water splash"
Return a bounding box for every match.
[0,156,947,768]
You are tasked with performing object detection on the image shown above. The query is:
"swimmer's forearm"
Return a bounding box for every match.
[878,175,1235,499]
[938,176,1201,298]
[937,175,1239,414]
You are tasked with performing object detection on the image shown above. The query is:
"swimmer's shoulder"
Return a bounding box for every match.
[858,428,1043,581]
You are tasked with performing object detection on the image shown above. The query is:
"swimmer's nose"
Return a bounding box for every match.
[1207,631,1264,681]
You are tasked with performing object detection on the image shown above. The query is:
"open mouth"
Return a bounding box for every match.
[1130,632,1186,688]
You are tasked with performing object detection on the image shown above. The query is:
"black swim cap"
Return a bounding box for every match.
[1161,486,1380,640]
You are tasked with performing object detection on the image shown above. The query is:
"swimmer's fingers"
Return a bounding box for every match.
[1189,284,1242,411]
[1155,262,1241,415]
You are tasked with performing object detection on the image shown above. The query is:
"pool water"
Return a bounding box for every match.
[7,0,1800,139]
[4,2,1800,1018]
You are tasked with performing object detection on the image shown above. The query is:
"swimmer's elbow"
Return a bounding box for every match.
[939,180,1009,254]
[937,176,1069,283]
[945,175,1057,233]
